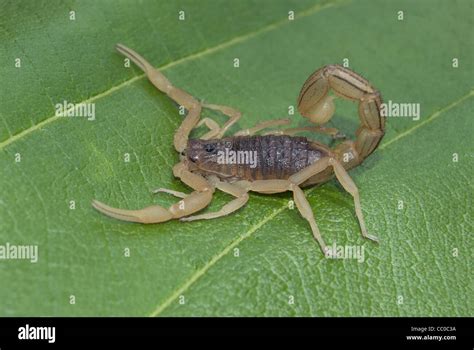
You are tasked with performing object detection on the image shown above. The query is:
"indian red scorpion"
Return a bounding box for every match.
[92,44,386,255]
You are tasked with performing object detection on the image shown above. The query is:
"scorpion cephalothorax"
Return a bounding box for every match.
[92,44,385,254]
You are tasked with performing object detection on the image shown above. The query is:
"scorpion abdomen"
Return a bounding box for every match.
[186,135,332,182]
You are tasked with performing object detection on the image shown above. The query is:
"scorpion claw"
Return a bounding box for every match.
[92,199,173,224]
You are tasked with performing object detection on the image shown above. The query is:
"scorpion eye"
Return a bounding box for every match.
[204,143,216,153]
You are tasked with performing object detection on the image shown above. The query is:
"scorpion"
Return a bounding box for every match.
[92,44,385,255]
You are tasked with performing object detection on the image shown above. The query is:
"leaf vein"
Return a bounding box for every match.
[0,0,345,151]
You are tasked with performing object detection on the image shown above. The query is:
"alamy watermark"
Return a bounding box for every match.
[0,243,38,263]
[55,100,95,121]
[216,147,258,169]
[380,100,420,121]
[18,324,55,343]
[325,242,365,263]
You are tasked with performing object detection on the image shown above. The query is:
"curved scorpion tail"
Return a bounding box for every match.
[297,64,385,170]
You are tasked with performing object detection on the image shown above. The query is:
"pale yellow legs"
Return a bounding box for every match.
[181,155,377,254]
[199,103,242,139]
[181,179,249,221]
[93,48,377,252]
[93,45,241,223]
[263,126,346,139]
[243,156,377,254]
[234,118,291,136]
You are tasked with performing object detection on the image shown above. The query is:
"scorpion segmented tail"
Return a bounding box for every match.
[297,64,386,170]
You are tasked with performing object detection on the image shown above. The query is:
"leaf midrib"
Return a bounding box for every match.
[149,89,474,316]
[0,0,345,151]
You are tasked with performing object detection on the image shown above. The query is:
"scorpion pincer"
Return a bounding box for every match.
[92,44,386,255]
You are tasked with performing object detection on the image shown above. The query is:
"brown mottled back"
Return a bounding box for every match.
[186,135,330,181]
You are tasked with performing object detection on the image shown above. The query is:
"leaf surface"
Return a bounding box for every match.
[0,0,472,316]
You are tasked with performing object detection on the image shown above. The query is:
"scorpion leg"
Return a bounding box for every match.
[290,156,377,243]
[181,180,249,221]
[151,188,187,198]
[195,105,241,140]
[243,164,332,253]
[244,178,328,253]
[263,126,346,139]
[197,118,221,140]
[92,162,214,223]
[329,158,379,242]
[234,118,291,136]
[200,103,242,139]
[291,184,328,253]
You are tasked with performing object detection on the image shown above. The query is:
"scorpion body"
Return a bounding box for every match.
[186,135,331,183]
[92,44,385,255]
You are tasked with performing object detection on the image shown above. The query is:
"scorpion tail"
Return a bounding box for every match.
[297,64,385,170]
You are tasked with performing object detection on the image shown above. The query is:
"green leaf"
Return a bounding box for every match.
[0,0,472,316]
